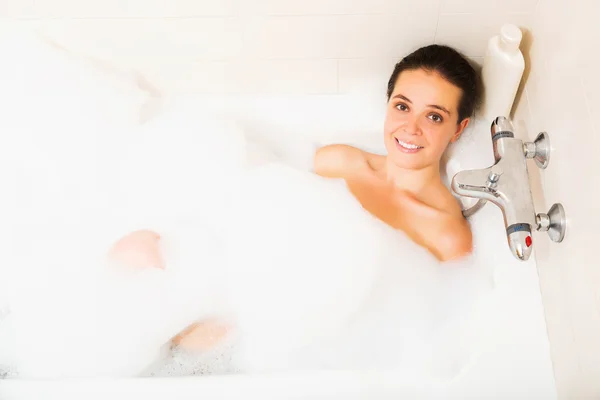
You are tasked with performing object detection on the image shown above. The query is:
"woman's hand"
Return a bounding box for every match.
[107,229,165,270]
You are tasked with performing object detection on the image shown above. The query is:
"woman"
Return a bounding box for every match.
[314,44,480,262]
[108,44,482,353]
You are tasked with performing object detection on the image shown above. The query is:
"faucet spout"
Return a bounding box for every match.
[451,165,504,205]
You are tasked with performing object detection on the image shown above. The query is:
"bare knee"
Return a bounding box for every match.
[107,229,165,270]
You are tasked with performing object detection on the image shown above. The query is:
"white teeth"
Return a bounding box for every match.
[395,138,422,149]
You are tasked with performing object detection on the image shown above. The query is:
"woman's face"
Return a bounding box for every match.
[383,68,469,170]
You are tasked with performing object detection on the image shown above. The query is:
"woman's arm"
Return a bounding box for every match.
[313,144,366,178]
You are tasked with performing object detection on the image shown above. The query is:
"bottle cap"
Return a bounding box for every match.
[499,24,523,51]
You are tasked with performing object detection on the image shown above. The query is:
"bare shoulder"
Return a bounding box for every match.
[439,213,473,261]
[421,186,473,261]
[378,184,472,261]
[313,144,370,178]
[438,186,467,219]
[437,191,473,261]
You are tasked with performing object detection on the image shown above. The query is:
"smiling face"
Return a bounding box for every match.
[384,68,470,171]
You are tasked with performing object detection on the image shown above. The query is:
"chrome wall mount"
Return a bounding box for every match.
[451,116,567,261]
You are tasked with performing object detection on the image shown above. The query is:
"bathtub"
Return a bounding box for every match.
[0,94,556,399]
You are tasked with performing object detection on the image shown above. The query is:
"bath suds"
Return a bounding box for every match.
[0,365,18,379]
[0,104,493,380]
[143,334,240,377]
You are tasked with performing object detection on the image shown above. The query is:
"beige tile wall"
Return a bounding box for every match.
[512,0,600,398]
[1,0,533,96]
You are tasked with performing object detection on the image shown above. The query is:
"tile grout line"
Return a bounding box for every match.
[578,74,598,140]
[0,15,238,20]
[533,0,542,16]
[433,0,443,42]
[1,12,536,21]
[577,69,600,333]
[336,59,341,94]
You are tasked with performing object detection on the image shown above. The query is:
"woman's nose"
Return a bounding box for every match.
[403,117,422,136]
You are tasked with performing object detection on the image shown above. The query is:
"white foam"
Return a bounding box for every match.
[0,99,493,381]
[219,162,492,377]
[0,98,254,376]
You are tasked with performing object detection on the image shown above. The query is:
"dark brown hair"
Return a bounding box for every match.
[386,44,482,123]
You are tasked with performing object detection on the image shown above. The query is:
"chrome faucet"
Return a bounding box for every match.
[451,117,566,261]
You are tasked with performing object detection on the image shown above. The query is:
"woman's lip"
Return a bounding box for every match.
[395,138,423,153]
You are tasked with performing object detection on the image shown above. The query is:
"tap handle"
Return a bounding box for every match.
[490,116,515,140]
[490,117,516,162]
[536,203,566,242]
[524,131,551,169]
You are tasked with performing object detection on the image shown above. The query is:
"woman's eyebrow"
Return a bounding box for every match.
[392,94,412,103]
[393,94,451,116]
[428,104,451,116]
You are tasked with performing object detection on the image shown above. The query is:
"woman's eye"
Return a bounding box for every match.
[428,113,443,123]
[396,103,409,112]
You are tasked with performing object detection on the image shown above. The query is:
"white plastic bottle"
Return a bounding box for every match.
[480,23,525,123]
